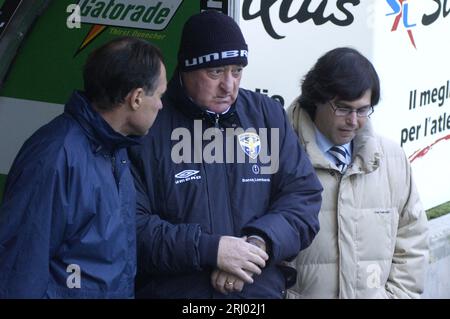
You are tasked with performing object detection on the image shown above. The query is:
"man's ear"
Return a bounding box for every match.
[128,88,145,111]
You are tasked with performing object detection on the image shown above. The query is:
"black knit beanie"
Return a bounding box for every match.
[178,10,248,72]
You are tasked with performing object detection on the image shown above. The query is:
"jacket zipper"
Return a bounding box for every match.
[111,154,120,190]
[214,113,220,129]
[210,114,235,233]
[222,129,235,234]
[222,161,235,234]
[111,154,116,177]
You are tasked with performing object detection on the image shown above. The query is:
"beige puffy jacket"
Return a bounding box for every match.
[286,101,429,299]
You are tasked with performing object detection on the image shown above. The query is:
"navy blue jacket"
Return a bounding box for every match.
[129,74,322,298]
[0,91,139,298]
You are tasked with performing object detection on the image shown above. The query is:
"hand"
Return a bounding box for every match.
[216,236,268,283]
[210,269,245,295]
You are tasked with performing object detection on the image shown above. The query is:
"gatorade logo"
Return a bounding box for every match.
[78,0,182,30]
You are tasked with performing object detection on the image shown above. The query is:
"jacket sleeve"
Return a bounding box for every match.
[129,144,221,275]
[0,153,67,298]
[385,153,429,299]
[242,101,323,264]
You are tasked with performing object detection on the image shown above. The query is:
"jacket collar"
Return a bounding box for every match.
[351,117,381,174]
[164,69,241,129]
[290,98,381,174]
[65,91,141,153]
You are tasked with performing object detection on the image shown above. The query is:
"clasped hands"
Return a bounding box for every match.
[211,236,269,295]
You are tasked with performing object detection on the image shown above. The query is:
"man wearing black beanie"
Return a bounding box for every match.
[129,10,323,299]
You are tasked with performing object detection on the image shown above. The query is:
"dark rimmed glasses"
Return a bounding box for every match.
[328,101,374,118]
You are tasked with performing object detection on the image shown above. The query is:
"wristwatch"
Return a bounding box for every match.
[246,235,267,252]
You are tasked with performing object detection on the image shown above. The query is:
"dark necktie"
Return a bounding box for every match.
[328,145,349,173]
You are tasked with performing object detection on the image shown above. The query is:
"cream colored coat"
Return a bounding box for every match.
[287,101,429,299]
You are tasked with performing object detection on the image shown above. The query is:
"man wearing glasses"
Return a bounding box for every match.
[286,47,429,298]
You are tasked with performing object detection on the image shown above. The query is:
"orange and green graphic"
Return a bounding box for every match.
[0,0,203,199]
[0,0,199,104]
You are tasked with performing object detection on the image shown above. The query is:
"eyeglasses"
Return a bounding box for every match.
[328,101,374,118]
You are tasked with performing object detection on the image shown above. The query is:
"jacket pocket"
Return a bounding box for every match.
[354,207,399,294]
[355,207,398,259]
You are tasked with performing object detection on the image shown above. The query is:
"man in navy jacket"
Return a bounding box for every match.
[0,37,166,298]
[129,11,322,298]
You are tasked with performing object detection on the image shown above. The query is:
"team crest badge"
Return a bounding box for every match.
[238,133,261,159]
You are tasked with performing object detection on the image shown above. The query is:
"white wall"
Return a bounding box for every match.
[0,97,63,175]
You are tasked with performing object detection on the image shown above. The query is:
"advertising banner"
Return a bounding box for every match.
[239,0,450,209]
[371,0,450,209]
